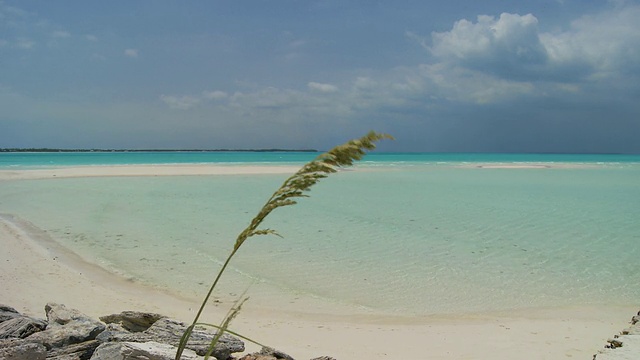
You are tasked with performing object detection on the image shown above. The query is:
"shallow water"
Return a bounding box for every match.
[1,156,639,316]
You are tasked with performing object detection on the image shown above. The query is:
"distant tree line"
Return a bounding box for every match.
[0,148,318,153]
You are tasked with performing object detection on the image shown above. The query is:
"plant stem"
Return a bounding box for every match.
[175,247,238,360]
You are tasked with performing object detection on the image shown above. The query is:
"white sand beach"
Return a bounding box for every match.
[0,164,302,181]
[0,165,636,359]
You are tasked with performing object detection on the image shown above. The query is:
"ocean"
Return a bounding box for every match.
[1,152,639,316]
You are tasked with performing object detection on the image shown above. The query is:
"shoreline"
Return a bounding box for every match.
[1,165,638,358]
[1,215,637,359]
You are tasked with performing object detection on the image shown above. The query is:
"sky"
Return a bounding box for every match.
[1,1,639,152]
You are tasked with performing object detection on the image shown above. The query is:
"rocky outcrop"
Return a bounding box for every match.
[236,348,336,360]
[0,338,47,360]
[0,305,21,323]
[47,339,100,359]
[91,341,200,360]
[0,302,336,360]
[100,311,166,332]
[239,347,295,360]
[96,317,244,359]
[0,315,47,339]
[27,303,105,349]
[593,310,640,360]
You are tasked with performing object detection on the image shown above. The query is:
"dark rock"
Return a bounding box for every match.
[0,304,21,323]
[238,354,277,360]
[0,338,47,360]
[259,347,295,360]
[95,323,128,343]
[622,323,640,335]
[47,340,100,360]
[238,347,295,360]
[90,341,200,360]
[97,317,244,359]
[310,357,336,360]
[26,304,105,350]
[99,311,165,332]
[0,316,47,339]
[606,338,624,349]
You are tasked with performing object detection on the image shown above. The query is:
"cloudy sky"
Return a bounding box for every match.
[1,1,639,152]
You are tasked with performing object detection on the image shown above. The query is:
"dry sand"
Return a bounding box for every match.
[0,165,636,359]
[0,164,302,181]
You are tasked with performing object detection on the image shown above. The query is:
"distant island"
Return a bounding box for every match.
[0,148,318,153]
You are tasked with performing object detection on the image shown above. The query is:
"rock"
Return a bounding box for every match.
[622,322,640,335]
[27,321,105,350]
[0,305,21,323]
[0,316,47,339]
[310,357,337,360]
[238,347,295,360]
[146,319,244,359]
[0,338,47,360]
[258,347,295,360]
[96,318,244,359]
[594,335,640,359]
[606,337,624,349]
[46,303,95,327]
[238,354,277,360]
[95,323,128,343]
[26,304,105,350]
[47,340,100,360]
[99,311,165,332]
[594,310,640,359]
[90,341,200,360]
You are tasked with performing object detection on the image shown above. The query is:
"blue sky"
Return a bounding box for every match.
[1,1,639,152]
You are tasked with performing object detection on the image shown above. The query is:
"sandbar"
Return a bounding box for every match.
[0,164,302,181]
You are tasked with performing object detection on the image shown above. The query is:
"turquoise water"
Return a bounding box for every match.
[1,153,639,316]
[2,151,640,168]
[0,151,319,168]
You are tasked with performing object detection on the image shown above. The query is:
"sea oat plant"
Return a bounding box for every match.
[176,131,393,359]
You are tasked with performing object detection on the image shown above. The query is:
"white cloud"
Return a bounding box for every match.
[51,30,70,38]
[405,31,429,49]
[85,34,98,42]
[202,90,228,100]
[427,6,640,83]
[418,63,535,104]
[353,77,377,90]
[1,4,29,18]
[231,87,301,110]
[124,48,139,58]
[159,95,200,110]
[307,82,338,93]
[430,13,547,71]
[539,4,640,76]
[155,3,640,144]
[16,37,35,49]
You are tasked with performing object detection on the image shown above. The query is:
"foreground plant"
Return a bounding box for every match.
[176,131,393,359]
